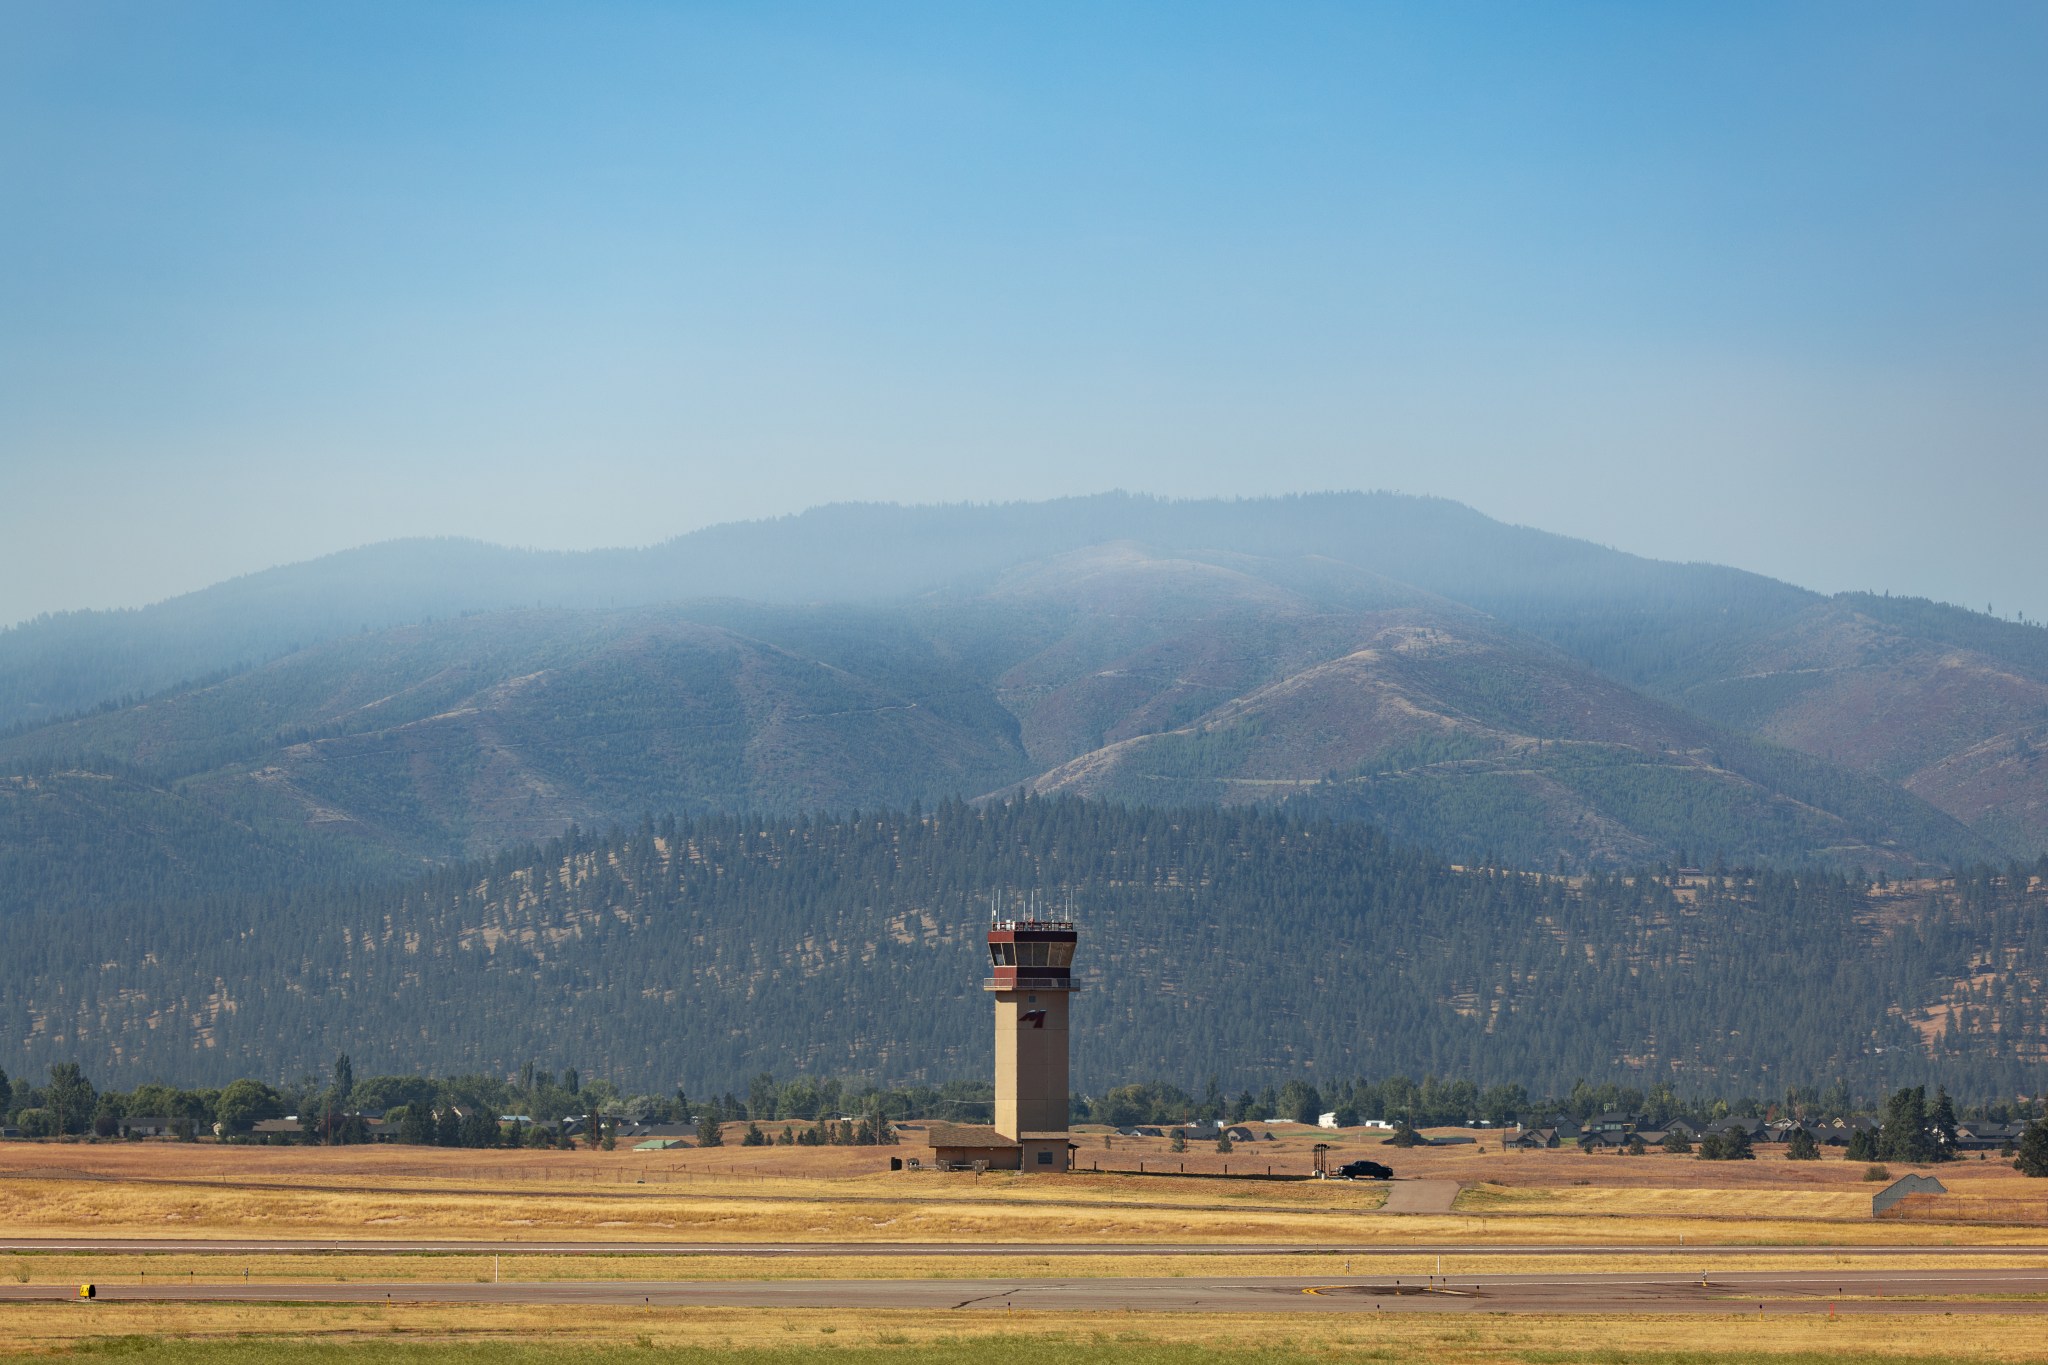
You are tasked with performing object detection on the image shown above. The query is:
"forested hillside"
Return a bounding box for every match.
[7,798,2045,1100]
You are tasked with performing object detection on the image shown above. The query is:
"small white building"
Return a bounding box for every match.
[1317,1111,1341,1129]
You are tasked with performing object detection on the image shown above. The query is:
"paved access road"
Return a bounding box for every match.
[1375,1178,1459,1213]
[7,1268,2048,1315]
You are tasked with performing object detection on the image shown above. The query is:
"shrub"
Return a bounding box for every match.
[1863,1164,1892,1182]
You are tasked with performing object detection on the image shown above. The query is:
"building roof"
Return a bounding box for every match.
[923,1123,1019,1149]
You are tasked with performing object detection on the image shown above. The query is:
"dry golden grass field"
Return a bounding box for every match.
[6,1129,2048,1362]
[4,1126,2045,1244]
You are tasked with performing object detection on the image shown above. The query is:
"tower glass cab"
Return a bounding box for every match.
[986,918,1078,1162]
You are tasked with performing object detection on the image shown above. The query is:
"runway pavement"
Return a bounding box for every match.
[12,1236,2048,1260]
[8,1268,2048,1315]
[7,1236,2048,1257]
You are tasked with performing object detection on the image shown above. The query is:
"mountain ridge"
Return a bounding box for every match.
[1,492,1814,729]
[2,493,2040,870]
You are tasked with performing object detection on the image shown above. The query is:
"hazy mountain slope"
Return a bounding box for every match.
[1017,610,1997,870]
[975,542,1463,764]
[0,608,1031,860]
[1669,594,2048,850]
[7,800,2040,1096]
[0,543,1997,871]
[0,492,1815,728]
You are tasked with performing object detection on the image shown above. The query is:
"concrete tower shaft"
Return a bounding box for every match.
[986,919,1077,1161]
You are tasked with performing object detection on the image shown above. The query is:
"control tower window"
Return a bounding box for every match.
[1047,942,1074,968]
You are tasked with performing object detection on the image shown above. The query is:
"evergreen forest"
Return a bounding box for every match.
[7,796,2047,1101]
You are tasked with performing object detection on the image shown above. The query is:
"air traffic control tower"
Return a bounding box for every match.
[985,916,1078,1169]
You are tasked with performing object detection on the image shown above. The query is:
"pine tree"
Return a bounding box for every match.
[331,1053,355,1111]
[1931,1087,1959,1160]
[2015,1120,2048,1178]
[1879,1087,1933,1163]
[1786,1127,1820,1160]
[399,1104,435,1145]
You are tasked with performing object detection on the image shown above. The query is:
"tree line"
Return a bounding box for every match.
[11,1054,2048,1176]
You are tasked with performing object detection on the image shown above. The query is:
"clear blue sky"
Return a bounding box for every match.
[4,1,2045,625]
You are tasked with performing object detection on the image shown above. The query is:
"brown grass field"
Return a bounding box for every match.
[4,1127,2045,1245]
[6,1129,2048,1361]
